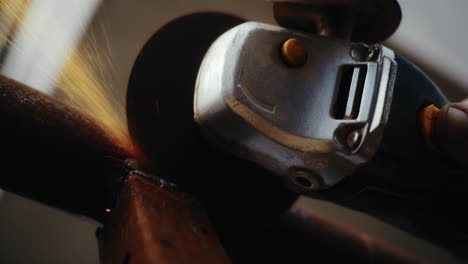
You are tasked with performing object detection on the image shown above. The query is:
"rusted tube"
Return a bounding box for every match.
[0,74,128,222]
[99,174,231,264]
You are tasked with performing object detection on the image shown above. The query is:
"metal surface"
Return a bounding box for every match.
[195,22,397,192]
[272,0,402,43]
[98,174,230,264]
[0,74,128,222]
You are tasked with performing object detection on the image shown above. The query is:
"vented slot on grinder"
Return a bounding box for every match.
[333,65,367,120]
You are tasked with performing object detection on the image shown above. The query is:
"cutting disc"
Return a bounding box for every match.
[126,12,297,228]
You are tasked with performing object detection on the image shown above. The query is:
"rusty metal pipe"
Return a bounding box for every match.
[0,74,128,222]
[98,174,231,264]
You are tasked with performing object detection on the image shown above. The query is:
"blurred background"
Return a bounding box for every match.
[0,0,467,263]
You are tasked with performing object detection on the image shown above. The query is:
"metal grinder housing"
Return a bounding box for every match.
[194,22,397,193]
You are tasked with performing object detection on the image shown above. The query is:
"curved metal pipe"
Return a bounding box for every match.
[0,74,129,222]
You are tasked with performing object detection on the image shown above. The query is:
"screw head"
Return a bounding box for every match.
[366,46,380,61]
[290,168,325,191]
[280,38,307,67]
[346,130,362,150]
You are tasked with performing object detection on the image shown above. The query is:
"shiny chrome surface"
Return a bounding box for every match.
[195,22,396,192]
